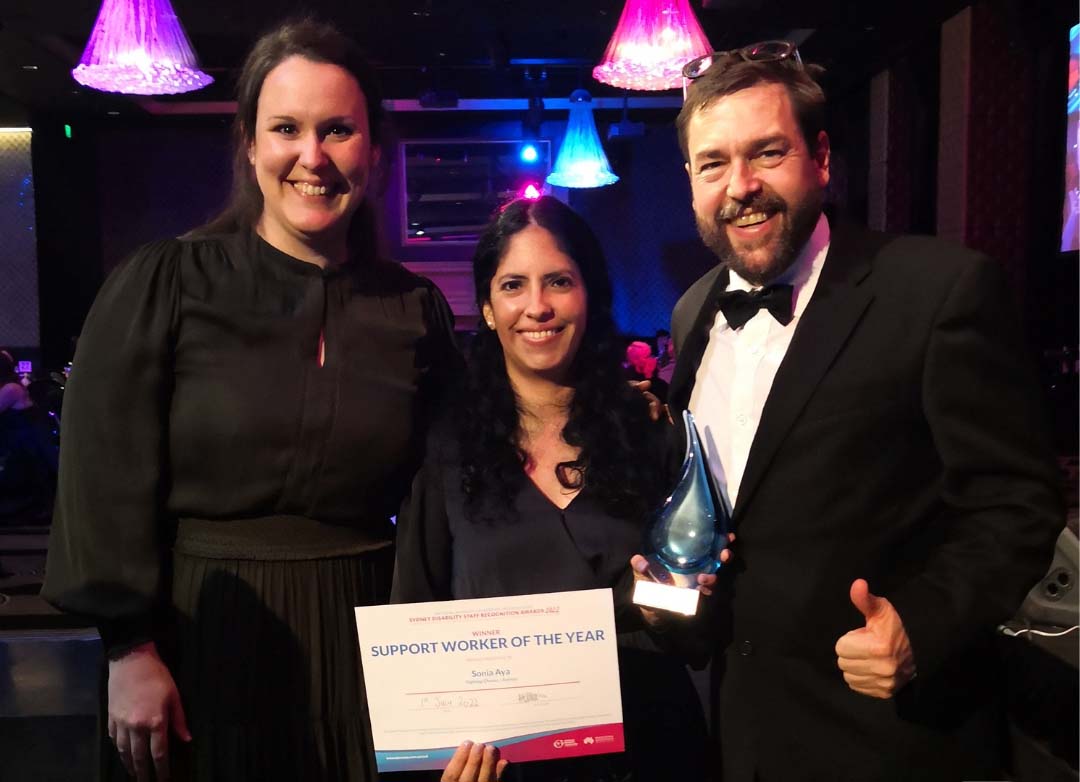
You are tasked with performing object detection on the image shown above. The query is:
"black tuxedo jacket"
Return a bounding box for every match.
[669,222,1063,782]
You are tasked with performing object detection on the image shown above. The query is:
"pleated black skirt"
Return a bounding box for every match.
[100,540,394,782]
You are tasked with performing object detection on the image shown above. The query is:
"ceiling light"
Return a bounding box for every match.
[593,0,712,91]
[72,0,213,96]
[546,90,618,189]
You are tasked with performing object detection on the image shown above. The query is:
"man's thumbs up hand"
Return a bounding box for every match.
[834,579,916,699]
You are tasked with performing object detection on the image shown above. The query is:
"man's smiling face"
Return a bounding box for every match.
[685,82,830,285]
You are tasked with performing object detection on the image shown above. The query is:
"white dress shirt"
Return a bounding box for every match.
[688,213,831,511]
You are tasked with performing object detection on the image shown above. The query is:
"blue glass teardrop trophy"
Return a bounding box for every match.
[633,410,731,615]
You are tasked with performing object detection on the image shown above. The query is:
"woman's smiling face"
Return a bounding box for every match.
[483,223,588,386]
[250,55,379,263]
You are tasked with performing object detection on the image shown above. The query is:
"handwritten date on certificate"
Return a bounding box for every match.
[417,690,552,711]
[420,695,480,710]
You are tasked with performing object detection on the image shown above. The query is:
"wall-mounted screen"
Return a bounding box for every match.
[1063,24,1079,253]
[400,139,551,244]
[0,128,38,349]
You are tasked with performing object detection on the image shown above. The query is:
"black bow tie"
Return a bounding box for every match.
[717,284,794,329]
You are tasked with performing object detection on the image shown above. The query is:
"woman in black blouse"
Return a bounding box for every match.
[393,197,716,782]
[43,19,458,782]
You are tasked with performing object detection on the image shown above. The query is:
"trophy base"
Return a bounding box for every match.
[632,579,700,616]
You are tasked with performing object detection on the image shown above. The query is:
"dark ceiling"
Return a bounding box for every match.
[0,0,1006,123]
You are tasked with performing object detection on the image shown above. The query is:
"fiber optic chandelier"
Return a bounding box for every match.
[72,0,213,96]
[592,0,712,91]
[546,90,619,189]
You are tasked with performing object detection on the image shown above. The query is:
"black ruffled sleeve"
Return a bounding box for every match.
[419,281,464,411]
[390,425,454,604]
[42,239,181,655]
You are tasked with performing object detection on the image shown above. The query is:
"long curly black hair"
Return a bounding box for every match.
[458,197,665,525]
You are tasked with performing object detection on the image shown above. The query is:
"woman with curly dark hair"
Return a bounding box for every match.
[393,197,713,782]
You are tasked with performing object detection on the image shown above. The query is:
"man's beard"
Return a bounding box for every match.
[696,187,823,286]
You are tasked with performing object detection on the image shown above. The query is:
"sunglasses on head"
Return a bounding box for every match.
[681,41,802,95]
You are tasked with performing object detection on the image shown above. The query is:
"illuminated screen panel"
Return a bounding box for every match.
[0,128,39,348]
[1064,24,1079,253]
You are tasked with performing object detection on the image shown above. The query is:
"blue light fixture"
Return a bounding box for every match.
[546,90,619,189]
[520,143,539,163]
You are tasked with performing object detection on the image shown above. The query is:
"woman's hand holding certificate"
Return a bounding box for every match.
[440,741,508,782]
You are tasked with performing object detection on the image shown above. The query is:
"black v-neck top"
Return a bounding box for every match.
[391,418,696,647]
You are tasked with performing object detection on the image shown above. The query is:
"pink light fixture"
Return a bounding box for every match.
[72,0,213,96]
[592,0,712,91]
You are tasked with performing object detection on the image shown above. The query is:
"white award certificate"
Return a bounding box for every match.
[355,588,624,772]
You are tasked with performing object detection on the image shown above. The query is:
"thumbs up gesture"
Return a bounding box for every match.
[834,579,916,699]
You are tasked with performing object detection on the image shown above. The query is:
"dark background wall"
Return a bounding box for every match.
[32,119,105,370]
[569,125,717,339]
[94,123,233,276]
[31,117,234,366]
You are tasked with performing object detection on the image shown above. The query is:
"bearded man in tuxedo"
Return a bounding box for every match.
[667,43,1064,782]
